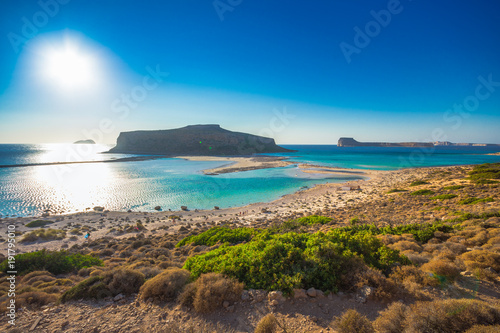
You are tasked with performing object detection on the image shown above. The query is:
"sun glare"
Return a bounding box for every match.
[39,39,99,91]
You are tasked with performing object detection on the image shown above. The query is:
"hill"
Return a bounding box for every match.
[108,125,294,155]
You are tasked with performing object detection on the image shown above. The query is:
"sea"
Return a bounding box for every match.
[1,143,500,218]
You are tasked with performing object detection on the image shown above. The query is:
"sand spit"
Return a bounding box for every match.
[175,155,293,174]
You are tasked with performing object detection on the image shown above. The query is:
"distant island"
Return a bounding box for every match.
[73,139,96,144]
[338,137,500,148]
[108,125,294,155]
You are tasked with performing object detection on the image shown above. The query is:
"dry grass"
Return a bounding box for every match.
[139,267,190,302]
[255,313,278,333]
[464,325,500,333]
[373,301,408,333]
[102,268,145,295]
[389,240,422,253]
[355,267,401,302]
[421,258,461,282]
[191,273,243,313]
[16,291,57,309]
[461,250,500,272]
[332,309,375,333]
[405,299,500,332]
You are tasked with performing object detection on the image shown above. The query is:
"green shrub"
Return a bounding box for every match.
[332,309,374,333]
[410,180,429,186]
[176,226,256,247]
[184,231,408,294]
[431,194,457,200]
[459,197,494,205]
[25,220,53,228]
[0,249,103,275]
[295,215,332,225]
[443,185,466,190]
[336,222,453,243]
[410,189,434,196]
[469,163,500,183]
[387,189,407,193]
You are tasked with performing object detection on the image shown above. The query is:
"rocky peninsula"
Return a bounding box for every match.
[338,137,434,147]
[108,124,294,155]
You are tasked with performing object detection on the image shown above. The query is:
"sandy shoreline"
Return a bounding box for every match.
[175,155,294,174]
[0,163,448,254]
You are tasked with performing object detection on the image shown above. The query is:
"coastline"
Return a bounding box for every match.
[0,164,450,254]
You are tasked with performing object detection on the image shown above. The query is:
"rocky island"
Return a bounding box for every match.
[338,137,433,147]
[73,139,96,144]
[338,137,500,148]
[108,124,294,155]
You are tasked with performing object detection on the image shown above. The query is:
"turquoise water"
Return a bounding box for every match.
[1,144,499,217]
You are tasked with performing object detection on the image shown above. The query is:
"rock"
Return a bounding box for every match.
[316,290,325,298]
[293,289,307,299]
[113,294,124,302]
[154,206,161,211]
[227,305,235,313]
[307,287,317,297]
[268,291,285,303]
[241,290,250,301]
[93,206,105,212]
[249,289,267,303]
[485,267,498,274]
[355,286,374,304]
[223,301,230,308]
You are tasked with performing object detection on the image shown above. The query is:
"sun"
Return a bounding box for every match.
[41,42,97,90]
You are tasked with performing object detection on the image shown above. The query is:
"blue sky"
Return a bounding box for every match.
[0,0,499,144]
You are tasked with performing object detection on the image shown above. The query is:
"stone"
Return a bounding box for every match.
[249,289,267,303]
[223,301,230,308]
[113,294,124,302]
[293,289,307,299]
[241,290,250,301]
[268,291,285,302]
[306,287,317,297]
[355,286,374,304]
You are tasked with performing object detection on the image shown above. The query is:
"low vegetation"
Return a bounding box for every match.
[184,229,408,294]
[25,220,53,228]
[0,249,103,275]
[410,180,429,186]
[410,189,434,196]
[20,228,66,243]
